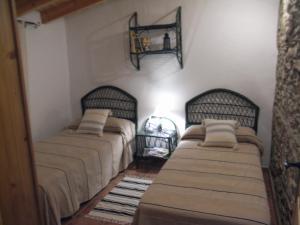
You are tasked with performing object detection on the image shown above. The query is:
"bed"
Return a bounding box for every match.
[134,89,271,225]
[35,86,137,225]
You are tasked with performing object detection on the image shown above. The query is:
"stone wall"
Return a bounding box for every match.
[271,0,300,225]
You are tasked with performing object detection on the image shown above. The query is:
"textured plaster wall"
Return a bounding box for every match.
[271,1,300,224]
[18,12,72,141]
[65,0,279,166]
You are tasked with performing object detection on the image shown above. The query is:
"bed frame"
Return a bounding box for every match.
[185,88,259,132]
[81,85,138,126]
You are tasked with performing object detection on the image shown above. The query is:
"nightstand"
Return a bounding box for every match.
[135,130,178,167]
[135,116,178,167]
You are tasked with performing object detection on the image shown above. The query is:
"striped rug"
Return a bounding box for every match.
[86,176,152,224]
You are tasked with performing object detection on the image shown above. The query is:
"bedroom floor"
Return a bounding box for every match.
[62,161,278,225]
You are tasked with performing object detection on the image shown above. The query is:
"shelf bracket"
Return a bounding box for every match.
[129,12,140,70]
[176,6,183,69]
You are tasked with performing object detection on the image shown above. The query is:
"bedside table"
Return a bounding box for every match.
[135,116,178,168]
[135,130,178,167]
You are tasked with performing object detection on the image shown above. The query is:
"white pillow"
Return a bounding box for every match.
[77,109,111,136]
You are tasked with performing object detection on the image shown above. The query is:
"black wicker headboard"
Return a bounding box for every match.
[81,86,137,126]
[185,89,259,132]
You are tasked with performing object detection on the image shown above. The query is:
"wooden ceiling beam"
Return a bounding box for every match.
[16,0,52,16]
[39,0,104,23]
[15,0,105,23]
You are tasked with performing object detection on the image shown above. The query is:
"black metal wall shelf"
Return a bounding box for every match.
[129,7,183,70]
[130,49,177,55]
[129,23,177,31]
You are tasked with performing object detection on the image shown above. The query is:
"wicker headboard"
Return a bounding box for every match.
[81,86,137,126]
[185,89,259,132]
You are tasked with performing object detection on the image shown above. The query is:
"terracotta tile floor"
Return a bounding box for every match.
[62,162,278,225]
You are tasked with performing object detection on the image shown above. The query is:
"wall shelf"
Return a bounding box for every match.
[130,49,177,55]
[129,7,183,70]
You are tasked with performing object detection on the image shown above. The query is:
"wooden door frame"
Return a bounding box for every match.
[0,1,42,225]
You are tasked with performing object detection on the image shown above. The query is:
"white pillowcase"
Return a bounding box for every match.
[77,109,111,136]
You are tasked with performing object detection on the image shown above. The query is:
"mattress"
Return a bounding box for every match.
[35,128,135,225]
[134,134,270,225]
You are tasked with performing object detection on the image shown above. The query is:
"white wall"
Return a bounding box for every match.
[19,12,72,141]
[64,0,279,166]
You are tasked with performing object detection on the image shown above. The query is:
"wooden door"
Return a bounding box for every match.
[293,194,300,225]
[0,1,41,225]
